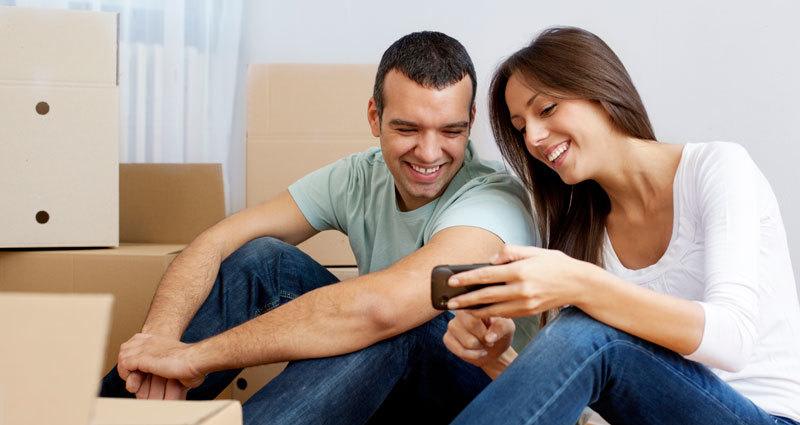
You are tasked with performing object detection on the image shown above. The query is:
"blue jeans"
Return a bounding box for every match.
[100,237,490,424]
[451,307,799,425]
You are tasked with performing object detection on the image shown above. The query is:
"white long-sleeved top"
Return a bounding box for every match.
[602,142,800,421]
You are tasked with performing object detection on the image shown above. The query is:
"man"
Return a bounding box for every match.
[101,31,534,424]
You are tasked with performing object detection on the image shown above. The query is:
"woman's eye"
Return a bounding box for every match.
[540,103,557,117]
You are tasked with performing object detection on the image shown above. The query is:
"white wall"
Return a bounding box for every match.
[235,0,800,286]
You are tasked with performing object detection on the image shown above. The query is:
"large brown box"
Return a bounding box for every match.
[0,7,120,248]
[246,64,377,266]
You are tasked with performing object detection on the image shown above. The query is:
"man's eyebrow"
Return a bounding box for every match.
[388,119,418,127]
[441,121,470,129]
[510,93,541,120]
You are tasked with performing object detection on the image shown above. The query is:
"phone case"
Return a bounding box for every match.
[430,263,500,310]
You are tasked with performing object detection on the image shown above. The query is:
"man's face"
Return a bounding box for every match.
[368,70,474,211]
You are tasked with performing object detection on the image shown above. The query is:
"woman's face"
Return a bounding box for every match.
[504,72,616,185]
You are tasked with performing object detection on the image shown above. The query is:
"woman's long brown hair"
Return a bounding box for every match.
[489,27,656,326]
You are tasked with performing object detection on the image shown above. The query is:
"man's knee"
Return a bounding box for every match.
[221,237,293,272]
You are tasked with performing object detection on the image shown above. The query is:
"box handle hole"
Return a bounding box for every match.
[236,378,248,390]
[36,101,50,115]
[35,210,50,224]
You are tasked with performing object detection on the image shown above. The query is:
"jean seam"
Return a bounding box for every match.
[522,339,754,425]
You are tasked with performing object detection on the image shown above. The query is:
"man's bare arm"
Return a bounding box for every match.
[190,225,505,372]
[140,190,318,338]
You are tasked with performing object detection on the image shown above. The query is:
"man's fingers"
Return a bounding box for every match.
[443,331,486,361]
[485,317,515,343]
[124,371,144,394]
[136,374,152,399]
[164,379,187,400]
[148,375,167,400]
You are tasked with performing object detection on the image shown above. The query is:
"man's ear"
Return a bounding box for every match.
[367,97,381,138]
[467,103,477,135]
[469,103,477,128]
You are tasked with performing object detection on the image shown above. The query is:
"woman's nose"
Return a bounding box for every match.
[525,123,549,147]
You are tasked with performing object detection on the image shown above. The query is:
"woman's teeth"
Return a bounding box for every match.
[547,142,569,162]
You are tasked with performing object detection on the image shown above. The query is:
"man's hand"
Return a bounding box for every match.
[117,333,206,396]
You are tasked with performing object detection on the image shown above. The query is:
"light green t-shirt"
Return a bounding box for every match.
[288,144,536,275]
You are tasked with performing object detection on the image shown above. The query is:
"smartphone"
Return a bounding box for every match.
[430,263,502,310]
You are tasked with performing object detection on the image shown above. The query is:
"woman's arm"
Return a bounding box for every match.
[447,246,705,356]
[574,265,704,356]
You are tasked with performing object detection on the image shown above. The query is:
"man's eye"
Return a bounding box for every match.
[540,103,557,117]
[397,128,416,133]
[444,130,463,137]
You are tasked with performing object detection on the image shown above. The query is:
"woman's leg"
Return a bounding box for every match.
[452,307,790,425]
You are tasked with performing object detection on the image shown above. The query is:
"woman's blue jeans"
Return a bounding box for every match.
[451,307,799,425]
[99,237,491,424]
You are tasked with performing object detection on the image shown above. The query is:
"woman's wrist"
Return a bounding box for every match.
[571,261,606,310]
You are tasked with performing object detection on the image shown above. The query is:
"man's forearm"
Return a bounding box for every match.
[142,231,225,338]
[191,270,434,373]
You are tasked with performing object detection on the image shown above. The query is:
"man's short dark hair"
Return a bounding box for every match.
[373,31,477,118]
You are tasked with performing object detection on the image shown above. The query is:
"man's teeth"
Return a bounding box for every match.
[411,164,440,174]
[547,143,569,162]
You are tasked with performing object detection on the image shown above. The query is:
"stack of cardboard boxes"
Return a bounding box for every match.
[1,6,383,422]
[0,6,240,424]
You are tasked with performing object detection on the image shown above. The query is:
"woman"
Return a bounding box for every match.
[442,27,800,424]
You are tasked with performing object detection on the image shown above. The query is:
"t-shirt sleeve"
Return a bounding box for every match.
[287,156,353,233]
[429,174,537,247]
[684,143,761,372]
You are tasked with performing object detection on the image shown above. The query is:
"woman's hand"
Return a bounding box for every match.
[443,310,517,378]
[446,245,595,319]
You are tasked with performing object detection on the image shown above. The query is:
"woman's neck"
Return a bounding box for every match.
[593,138,683,220]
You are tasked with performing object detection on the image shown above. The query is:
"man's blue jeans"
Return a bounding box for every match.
[451,307,799,425]
[99,237,491,424]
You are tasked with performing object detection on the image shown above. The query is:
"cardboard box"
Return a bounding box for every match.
[120,163,226,244]
[0,293,112,425]
[0,7,118,85]
[0,7,119,248]
[0,244,183,372]
[246,64,377,266]
[91,399,242,425]
[0,293,242,425]
[0,163,226,372]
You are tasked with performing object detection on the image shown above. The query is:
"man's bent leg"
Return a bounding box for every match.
[99,237,339,398]
[242,330,415,425]
[366,312,492,424]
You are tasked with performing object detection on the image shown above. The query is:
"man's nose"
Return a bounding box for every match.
[415,131,442,163]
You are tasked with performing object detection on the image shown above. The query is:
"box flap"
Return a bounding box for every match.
[120,164,225,244]
[0,293,112,425]
[91,399,242,425]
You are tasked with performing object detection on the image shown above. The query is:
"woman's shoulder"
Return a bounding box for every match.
[683,141,752,165]
[679,142,757,185]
